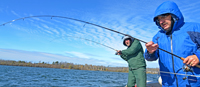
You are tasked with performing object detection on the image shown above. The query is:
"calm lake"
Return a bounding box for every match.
[0,65,159,87]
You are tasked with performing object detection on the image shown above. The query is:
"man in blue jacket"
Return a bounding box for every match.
[144,1,200,87]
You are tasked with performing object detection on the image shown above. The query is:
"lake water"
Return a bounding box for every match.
[0,65,159,87]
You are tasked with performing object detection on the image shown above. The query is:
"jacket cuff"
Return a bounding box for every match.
[144,49,158,61]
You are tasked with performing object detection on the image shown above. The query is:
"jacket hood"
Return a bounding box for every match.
[123,36,134,46]
[153,1,184,33]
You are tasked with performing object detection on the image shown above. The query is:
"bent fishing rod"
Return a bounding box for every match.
[1,15,200,68]
[50,35,117,51]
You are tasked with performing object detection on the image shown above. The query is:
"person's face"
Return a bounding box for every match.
[157,14,172,31]
[125,39,131,47]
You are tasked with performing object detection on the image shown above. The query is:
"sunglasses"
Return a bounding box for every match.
[156,13,171,22]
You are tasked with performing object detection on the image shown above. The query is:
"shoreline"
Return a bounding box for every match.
[0,59,160,74]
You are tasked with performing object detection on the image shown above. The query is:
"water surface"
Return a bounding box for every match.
[0,65,159,87]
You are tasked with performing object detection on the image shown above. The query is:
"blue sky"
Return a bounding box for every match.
[0,0,200,68]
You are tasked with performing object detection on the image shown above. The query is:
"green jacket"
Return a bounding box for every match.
[120,39,146,69]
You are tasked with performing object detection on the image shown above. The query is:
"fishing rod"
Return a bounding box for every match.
[1,15,200,68]
[50,35,117,51]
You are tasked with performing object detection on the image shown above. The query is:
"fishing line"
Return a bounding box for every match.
[158,71,200,77]
[50,35,117,51]
[160,74,199,82]
[146,70,200,82]
[1,15,200,68]
[159,72,200,82]
[146,70,200,78]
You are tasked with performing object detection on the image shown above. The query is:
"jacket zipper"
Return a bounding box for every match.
[170,35,179,87]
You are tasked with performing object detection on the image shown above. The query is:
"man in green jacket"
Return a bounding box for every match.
[117,36,146,87]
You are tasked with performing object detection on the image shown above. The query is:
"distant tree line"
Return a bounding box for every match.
[0,59,159,74]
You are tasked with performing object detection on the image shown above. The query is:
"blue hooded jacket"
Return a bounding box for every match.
[144,1,200,87]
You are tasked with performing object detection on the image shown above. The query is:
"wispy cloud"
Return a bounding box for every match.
[3,0,198,68]
[11,10,21,18]
[0,48,130,66]
[1,13,159,67]
[65,51,90,59]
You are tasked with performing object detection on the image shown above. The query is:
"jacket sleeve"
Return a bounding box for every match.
[120,54,128,61]
[144,49,159,61]
[144,34,159,61]
[121,39,142,56]
[187,25,200,61]
[192,32,200,61]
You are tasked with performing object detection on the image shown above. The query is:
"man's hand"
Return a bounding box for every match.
[145,41,159,54]
[116,50,122,55]
[183,55,199,67]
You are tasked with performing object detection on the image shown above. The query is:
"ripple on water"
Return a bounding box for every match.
[0,65,159,87]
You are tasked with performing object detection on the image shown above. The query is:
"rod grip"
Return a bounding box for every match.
[180,57,185,61]
[195,65,200,68]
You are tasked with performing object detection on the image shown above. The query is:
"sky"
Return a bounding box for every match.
[0,0,200,68]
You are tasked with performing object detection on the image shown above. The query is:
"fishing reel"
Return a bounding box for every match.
[115,51,122,55]
[182,64,193,80]
[115,52,118,55]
